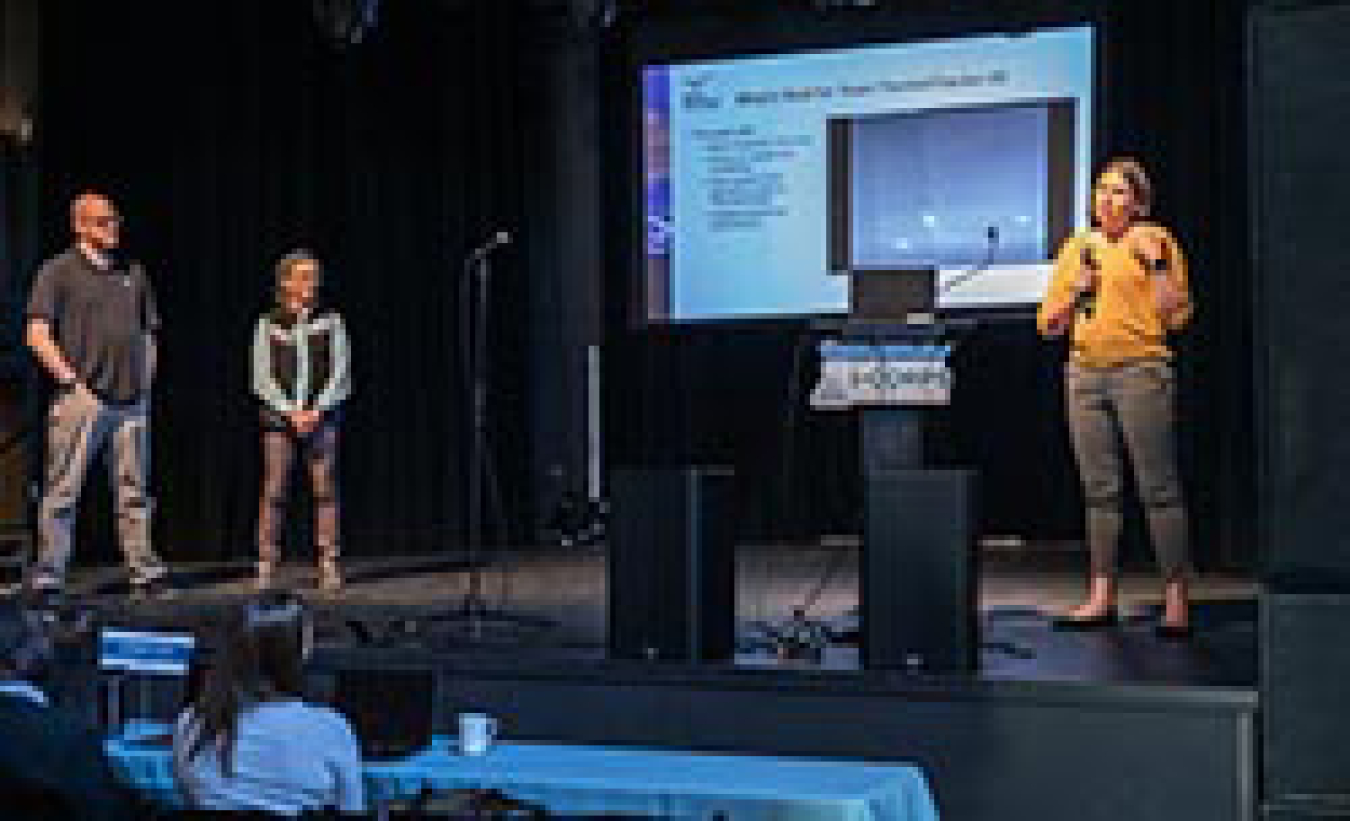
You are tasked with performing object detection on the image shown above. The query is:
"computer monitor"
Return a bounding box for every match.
[99,628,195,676]
[848,268,937,323]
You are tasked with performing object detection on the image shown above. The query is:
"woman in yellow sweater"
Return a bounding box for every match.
[1037,157,1194,638]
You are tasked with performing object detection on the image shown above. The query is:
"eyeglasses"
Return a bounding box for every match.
[88,215,121,228]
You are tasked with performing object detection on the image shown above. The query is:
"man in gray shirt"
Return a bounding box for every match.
[25,192,171,600]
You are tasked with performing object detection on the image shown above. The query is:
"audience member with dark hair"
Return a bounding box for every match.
[172,592,365,815]
[0,599,141,820]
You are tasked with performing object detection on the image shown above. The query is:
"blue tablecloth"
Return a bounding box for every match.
[106,726,938,821]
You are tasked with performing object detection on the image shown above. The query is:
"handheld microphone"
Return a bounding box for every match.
[1133,248,1170,276]
[1077,243,1099,319]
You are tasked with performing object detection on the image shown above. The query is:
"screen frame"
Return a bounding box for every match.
[622,7,1107,330]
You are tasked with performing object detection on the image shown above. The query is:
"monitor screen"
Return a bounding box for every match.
[99,628,195,676]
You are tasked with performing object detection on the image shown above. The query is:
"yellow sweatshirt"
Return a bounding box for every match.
[1036,227,1193,368]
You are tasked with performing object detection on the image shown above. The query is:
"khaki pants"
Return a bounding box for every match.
[32,387,166,589]
[1066,360,1191,580]
[257,421,341,574]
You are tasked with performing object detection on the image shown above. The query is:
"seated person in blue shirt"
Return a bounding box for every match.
[0,600,141,820]
[172,592,365,815]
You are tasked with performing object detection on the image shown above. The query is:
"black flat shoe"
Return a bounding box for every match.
[1154,623,1192,641]
[1051,609,1119,630]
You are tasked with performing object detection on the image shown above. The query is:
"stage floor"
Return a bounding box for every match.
[40,542,1258,689]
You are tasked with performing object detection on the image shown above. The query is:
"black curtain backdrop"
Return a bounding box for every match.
[23,0,1257,572]
[0,138,37,378]
[34,0,541,564]
[598,0,1256,571]
[1,0,42,535]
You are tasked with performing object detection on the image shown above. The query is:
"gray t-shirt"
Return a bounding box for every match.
[172,700,365,816]
[26,248,160,404]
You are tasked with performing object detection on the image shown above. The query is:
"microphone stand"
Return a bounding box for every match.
[930,226,1039,662]
[429,240,553,643]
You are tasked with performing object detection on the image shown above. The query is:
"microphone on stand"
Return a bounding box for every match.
[468,230,512,262]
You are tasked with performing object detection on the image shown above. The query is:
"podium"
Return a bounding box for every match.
[811,273,979,672]
[810,322,953,471]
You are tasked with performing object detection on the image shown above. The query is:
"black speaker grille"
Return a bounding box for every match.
[1252,3,1350,578]
[608,467,736,662]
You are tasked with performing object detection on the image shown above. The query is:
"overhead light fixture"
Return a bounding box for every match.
[312,0,381,48]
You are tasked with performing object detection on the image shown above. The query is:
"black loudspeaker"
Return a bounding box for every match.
[1262,592,1350,806]
[1253,13,1350,817]
[863,469,976,671]
[608,467,735,662]
[1251,3,1350,579]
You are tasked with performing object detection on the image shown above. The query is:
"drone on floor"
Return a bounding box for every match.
[539,487,608,550]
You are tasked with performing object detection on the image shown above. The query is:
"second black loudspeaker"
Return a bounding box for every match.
[863,469,976,672]
[608,466,736,662]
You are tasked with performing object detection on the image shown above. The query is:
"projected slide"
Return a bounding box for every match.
[642,25,1094,322]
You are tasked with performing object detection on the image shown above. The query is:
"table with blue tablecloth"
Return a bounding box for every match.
[106,725,939,821]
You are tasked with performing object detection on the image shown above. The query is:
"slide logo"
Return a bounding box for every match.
[681,73,722,111]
